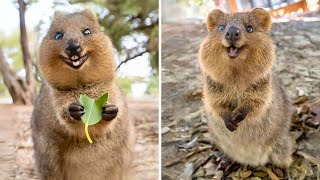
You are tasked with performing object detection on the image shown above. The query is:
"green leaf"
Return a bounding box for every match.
[79,93,109,126]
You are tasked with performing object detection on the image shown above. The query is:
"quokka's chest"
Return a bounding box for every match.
[205,85,245,109]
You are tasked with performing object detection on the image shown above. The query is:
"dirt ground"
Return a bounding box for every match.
[162,19,320,179]
[0,98,159,180]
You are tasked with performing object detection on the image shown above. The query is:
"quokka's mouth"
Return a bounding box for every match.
[227,46,242,58]
[60,53,88,69]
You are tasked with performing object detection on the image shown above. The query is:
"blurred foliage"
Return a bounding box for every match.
[0,0,36,100]
[147,74,158,95]
[70,0,159,73]
[0,31,24,72]
[116,77,133,94]
[116,75,158,95]
[0,78,8,96]
[0,28,41,99]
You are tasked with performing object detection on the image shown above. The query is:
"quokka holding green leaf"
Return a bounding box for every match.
[31,9,134,180]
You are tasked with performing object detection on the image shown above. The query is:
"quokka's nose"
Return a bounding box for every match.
[225,26,240,43]
[65,41,82,58]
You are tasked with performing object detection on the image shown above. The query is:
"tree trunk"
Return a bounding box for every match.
[18,0,33,86]
[17,0,35,104]
[0,48,33,105]
[0,0,36,105]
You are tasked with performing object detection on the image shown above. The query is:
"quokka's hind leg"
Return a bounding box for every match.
[270,136,293,168]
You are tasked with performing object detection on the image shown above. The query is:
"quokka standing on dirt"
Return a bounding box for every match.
[31,9,134,180]
[198,8,292,168]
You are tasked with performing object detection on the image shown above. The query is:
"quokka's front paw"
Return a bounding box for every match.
[223,109,249,132]
[224,108,250,131]
[68,102,84,121]
[102,104,118,121]
[221,112,238,132]
[224,117,239,132]
[231,110,247,124]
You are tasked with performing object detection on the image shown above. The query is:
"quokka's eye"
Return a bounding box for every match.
[54,32,63,40]
[83,28,91,36]
[219,25,225,31]
[246,26,253,33]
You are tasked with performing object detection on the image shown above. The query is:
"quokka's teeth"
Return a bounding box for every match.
[71,55,78,60]
[73,61,80,66]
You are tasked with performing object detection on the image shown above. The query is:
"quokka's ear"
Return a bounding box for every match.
[207,9,225,32]
[53,11,67,21]
[81,9,97,22]
[251,8,272,31]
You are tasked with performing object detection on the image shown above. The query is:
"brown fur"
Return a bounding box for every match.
[31,10,134,180]
[198,8,292,168]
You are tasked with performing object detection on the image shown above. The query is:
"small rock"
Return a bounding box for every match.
[161,127,171,134]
